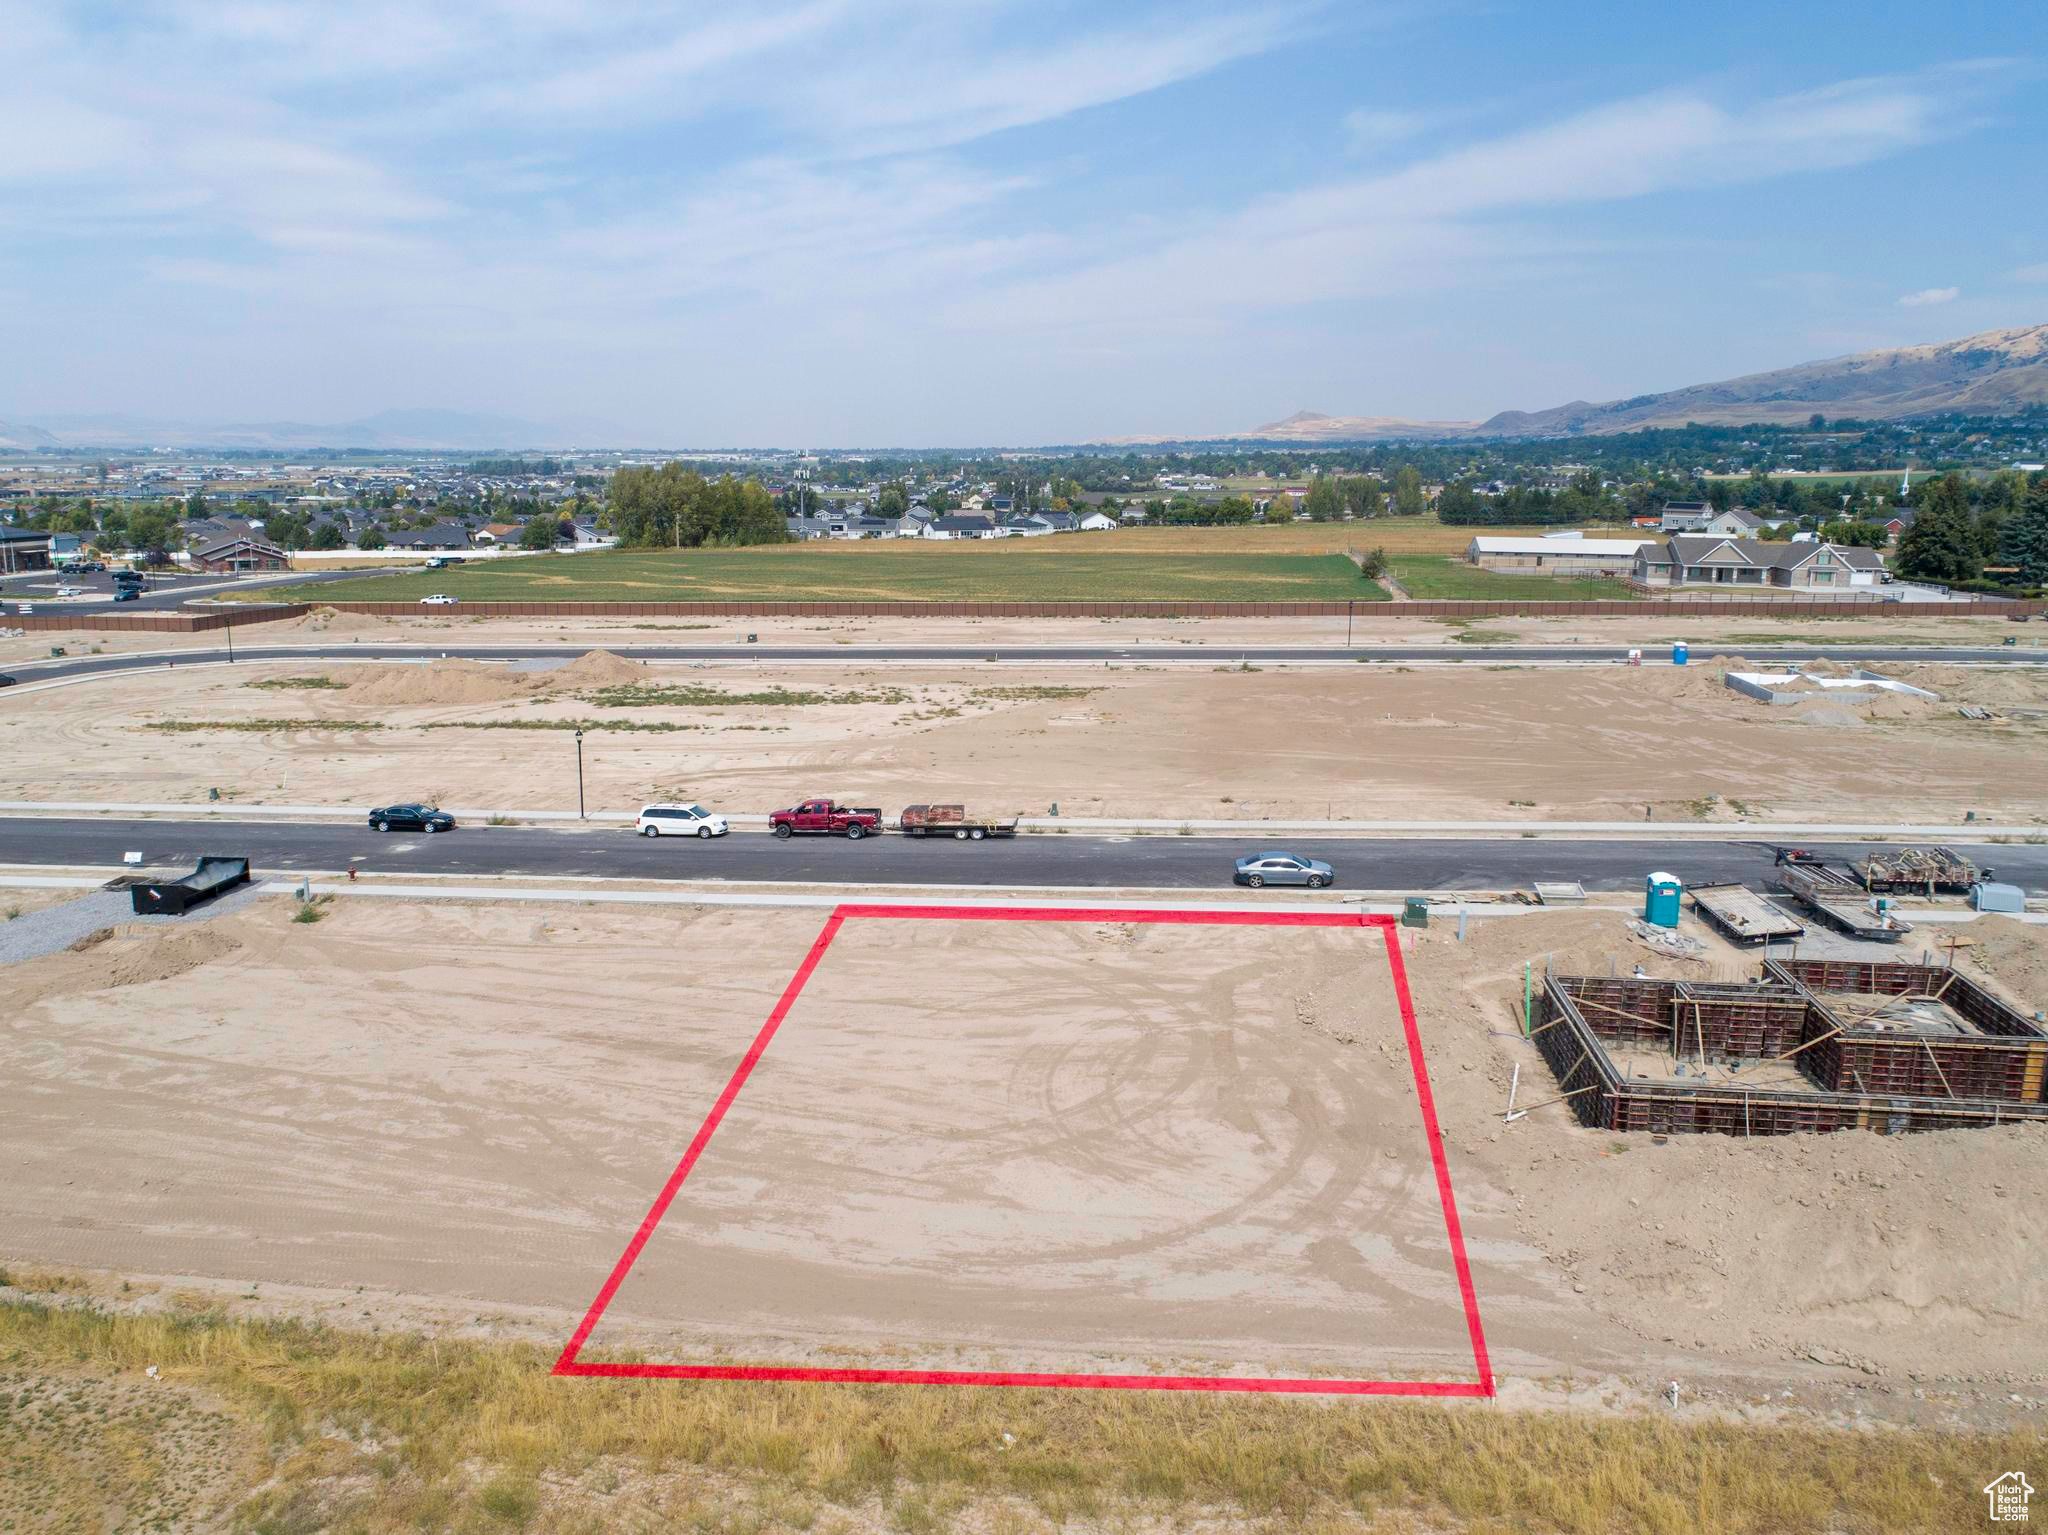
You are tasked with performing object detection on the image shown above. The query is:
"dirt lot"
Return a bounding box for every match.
[583,914,1491,1382]
[2,603,2039,669]
[4,893,2045,1426]
[3,646,2045,822]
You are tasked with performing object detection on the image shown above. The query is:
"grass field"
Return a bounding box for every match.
[272,546,1392,603]
[2,1288,2029,1534]
[1385,556,1634,601]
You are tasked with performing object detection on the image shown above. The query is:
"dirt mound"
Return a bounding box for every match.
[1787,700,1868,728]
[294,606,386,635]
[344,659,533,707]
[10,922,245,1011]
[1885,664,2048,708]
[1960,917,2048,1014]
[543,650,645,689]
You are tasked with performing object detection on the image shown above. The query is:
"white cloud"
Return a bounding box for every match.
[1898,286,1959,306]
[952,74,1955,334]
[1342,108,1424,154]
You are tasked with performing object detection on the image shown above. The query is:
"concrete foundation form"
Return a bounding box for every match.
[1530,959,2048,1137]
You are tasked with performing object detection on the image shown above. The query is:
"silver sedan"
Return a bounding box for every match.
[1233,851,1335,889]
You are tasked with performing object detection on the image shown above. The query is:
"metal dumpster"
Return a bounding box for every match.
[130,856,251,915]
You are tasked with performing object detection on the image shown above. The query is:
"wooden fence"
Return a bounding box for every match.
[302,597,2044,620]
[6,595,2041,630]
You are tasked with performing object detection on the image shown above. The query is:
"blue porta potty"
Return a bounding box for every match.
[1644,871,1682,928]
[1672,641,1690,666]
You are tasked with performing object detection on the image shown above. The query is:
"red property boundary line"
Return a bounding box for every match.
[554,904,1495,1398]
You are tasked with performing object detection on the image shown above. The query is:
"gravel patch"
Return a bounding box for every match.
[0,882,267,965]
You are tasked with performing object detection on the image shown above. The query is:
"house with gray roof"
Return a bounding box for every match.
[1633,536,1886,590]
[1660,502,1764,537]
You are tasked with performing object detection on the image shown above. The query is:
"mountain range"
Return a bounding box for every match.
[1236,323,2048,442]
[4,324,2044,452]
[0,408,628,453]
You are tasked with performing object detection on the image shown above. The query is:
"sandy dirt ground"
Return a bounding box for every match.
[3,893,2045,1427]
[3,649,2045,822]
[2,604,2040,669]
[584,916,1504,1382]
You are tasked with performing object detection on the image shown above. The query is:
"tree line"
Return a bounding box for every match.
[605,464,788,548]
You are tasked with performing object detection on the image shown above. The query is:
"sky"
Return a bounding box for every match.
[1,0,2045,446]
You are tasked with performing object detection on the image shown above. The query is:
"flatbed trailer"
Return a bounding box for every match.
[1856,845,1985,895]
[130,856,251,915]
[1689,882,1805,945]
[897,804,1019,840]
[1776,863,1915,942]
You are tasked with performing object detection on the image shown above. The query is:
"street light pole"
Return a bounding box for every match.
[225,608,235,663]
[574,729,585,820]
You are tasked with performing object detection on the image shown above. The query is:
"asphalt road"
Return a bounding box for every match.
[2,817,2040,894]
[9,640,2048,681]
[1,566,402,612]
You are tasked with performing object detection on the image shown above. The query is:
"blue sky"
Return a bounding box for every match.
[1,0,2044,445]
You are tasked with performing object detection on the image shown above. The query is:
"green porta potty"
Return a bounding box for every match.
[1644,871,1682,928]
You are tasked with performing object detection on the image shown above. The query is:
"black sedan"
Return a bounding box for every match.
[367,804,455,833]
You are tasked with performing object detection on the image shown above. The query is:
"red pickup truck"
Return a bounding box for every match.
[769,798,884,840]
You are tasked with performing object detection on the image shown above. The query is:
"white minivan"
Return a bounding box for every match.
[636,803,729,838]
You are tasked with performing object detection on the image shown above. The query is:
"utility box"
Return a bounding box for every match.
[1401,897,1430,929]
[1671,641,1690,666]
[1973,882,2026,914]
[1644,871,1683,928]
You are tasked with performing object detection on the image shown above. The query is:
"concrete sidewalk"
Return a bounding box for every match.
[1,870,2039,923]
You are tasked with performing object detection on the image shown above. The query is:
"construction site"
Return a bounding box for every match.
[1531,956,2048,1136]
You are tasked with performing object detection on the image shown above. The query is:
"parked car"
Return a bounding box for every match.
[424,557,467,570]
[54,585,85,598]
[0,674,16,688]
[1232,851,1334,889]
[637,803,729,838]
[367,804,455,833]
[73,561,106,574]
[419,593,460,606]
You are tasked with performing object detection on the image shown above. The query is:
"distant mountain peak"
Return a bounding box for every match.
[1227,322,2048,443]
[1255,409,1335,431]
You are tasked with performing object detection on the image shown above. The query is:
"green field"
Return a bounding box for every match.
[272,548,1390,603]
[1385,556,1633,601]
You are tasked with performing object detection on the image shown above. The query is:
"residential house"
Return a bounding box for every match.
[385,523,473,552]
[472,522,521,546]
[1660,502,1764,538]
[0,526,55,572]
[192,535,290,573]
[1465,535,1654,576]
[1633,536,1886,590]
[1880,506,1916,542]
[567,518,615,548]
[923,515,999,540]
[1078,511,1117,531]
[1037,510,1081,533]
[999,514,1055,537]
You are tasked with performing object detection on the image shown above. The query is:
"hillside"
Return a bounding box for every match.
[1239,322,2048,442]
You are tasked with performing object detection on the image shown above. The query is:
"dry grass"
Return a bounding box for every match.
[1,1288,2035,1533]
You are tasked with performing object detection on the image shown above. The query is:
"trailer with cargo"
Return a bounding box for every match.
[896,804,1018,840]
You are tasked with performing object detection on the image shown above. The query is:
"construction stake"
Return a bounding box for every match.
[1506,1083,1601,1122]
